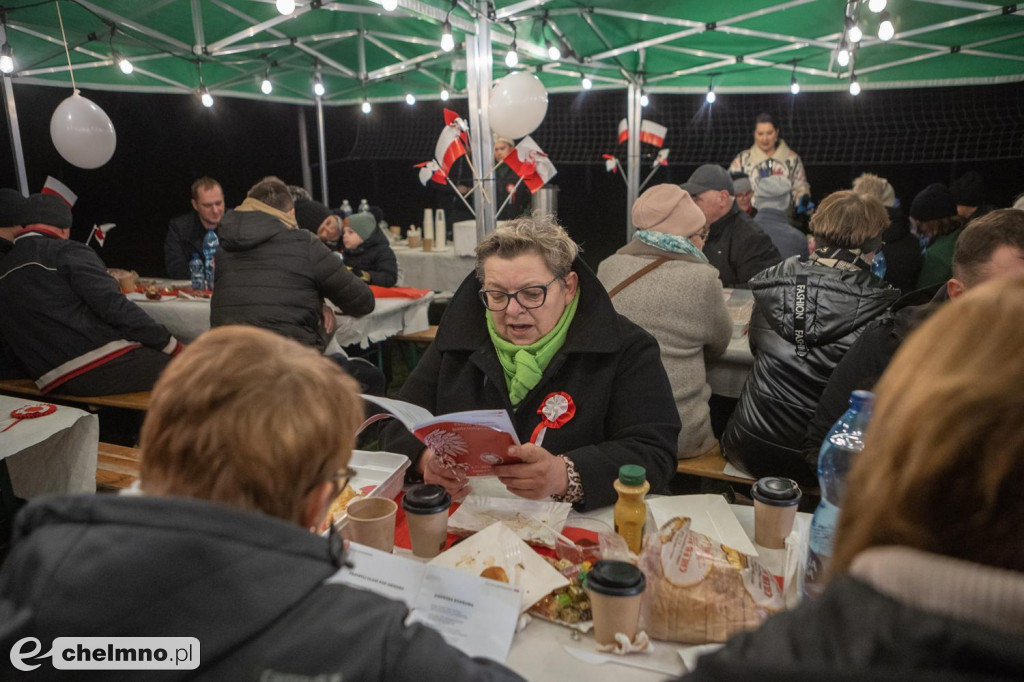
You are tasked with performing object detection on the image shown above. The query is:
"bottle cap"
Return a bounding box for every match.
[587,560,646,597]
[617,464,646,487]
[751,477,802,507]
[402,483,451,515]
[848,390,875,410]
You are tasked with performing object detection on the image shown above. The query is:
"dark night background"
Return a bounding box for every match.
[2,81,1021,277]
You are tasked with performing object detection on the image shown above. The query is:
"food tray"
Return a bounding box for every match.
[328,450,410,533]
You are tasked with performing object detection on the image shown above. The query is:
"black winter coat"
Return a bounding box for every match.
[0,495,524,682]
[211,208,374,351]
[342,227,399,287]
[722,256,897,484]
[685,575,1024,682]
[702,204,782,288]
[163,211,209,279]
[381,259,680,511]
[878,206,923,294]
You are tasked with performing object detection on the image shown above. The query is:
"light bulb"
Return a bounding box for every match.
[878,13,895,41]
[705,87,716,104]
[381,0,398,10]
[200,88,214,108]
[440,88,450,101]
[1,44,15,75]
[115,52,133,75]
[868,0,886,12]
[276,0,296,15]
[405,92,416,105]
[837,46,851,67]
[261,78,273,94]
[790,76,800,95]
[440,22,455,52]
[849,76,861,96]
[848,23,863,43]
[581,76,592,90]
[505,48,518,68]
[546,41,561,61]
[313,80,325,97]
[361,100,372,114]
[640,93,649,107]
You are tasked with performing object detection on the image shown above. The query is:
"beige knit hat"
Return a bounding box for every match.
[632,184,706,237]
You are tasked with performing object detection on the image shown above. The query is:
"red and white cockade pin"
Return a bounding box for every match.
[1,403,57,433]
[530,391,576,448]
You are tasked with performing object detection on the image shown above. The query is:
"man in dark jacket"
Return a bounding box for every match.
[0,326,523,682]
[342,211,398,286]
[0,189,29,379]
[0,194,182,395]
[752,176,808,259]
[210,179,374,351]
[802,208,1024,459]
[163,177,224,279]
[681,164,782,288]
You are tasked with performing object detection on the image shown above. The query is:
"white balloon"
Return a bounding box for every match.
[489,71,547,140]
[49,91,117,169]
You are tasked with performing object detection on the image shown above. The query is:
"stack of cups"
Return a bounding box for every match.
[402,484,452,558]
[751,477,802,549]
[586,560,647,645]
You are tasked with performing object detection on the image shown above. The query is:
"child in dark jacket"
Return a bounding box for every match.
[343,212,398,287]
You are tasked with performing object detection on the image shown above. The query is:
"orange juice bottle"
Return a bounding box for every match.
[613,465,649,554]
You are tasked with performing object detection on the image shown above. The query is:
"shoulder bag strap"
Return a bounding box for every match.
[608,257,670,299]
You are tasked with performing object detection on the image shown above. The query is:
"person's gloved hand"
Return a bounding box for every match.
[796,194,816,216]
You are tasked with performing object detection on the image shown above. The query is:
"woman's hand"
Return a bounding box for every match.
[492,444,568,500]
[420,448,470,498]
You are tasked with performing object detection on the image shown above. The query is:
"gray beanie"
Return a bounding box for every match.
[25,193,72,230]
[753,175,792,212]
[0,188,29,227]
[347,212,377,241]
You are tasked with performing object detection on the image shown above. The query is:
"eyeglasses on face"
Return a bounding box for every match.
[478,275,561,311]
[306,466,356,496]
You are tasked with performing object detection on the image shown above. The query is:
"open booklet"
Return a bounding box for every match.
[361,395,522,477]
[329,543,522,663]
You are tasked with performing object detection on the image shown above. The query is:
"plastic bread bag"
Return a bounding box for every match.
[638,517,785,644]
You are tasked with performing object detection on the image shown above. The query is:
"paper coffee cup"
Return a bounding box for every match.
[408,234,421,248]
[344,497,398,553]
[751,477,801,549]
[586,560,646,645]
[422,237,434,252]
[402,484,451,558]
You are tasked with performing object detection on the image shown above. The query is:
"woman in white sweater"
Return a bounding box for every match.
[597,184,732,459]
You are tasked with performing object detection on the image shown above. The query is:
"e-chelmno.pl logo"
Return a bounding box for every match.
[10,637,200,672]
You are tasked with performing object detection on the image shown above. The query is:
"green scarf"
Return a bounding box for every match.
[486,288,580,407]
[636,229,709,263]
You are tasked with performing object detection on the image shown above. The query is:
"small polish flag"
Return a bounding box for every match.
[617,118,628,144]
[443,109,469,144]
[503,136,557,193]
[41,176,77,208]
[653,148,670,167]
[434,122,467,179]
[415,160,446,186]
[603,154,618,173]
[639,120,667,147]
[89,223,116,247]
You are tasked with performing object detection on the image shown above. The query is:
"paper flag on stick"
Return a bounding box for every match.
[603,154,618,173]
[434,123,467,179]
[89,223,115,247]
[503,136,557,193]
[42,176,77,208]
[654,149,670,167]
[617,119,628,144]
[415,160,446,186]
[616,120,668,148]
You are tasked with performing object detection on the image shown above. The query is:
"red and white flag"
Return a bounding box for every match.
[42,176,77,208]
[89,223,116,247]
[443,109,469,144]
[653,148,670,167]
[616,119,668,148]
[434,115,468,178]
[415,160,446,186]
[603,154,618,173]
[502,136,556,193]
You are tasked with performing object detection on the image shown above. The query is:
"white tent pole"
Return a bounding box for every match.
[1,25,28,196]
[466,3,495,241]
[625,80,642,242]
[315,95,329,206]
[298,108,314,197]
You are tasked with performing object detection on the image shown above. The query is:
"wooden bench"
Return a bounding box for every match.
[394,325,438,344]
[677,443,821,497]
[392,325,439,371]
[0,379,150,412]
[96,443,142,493]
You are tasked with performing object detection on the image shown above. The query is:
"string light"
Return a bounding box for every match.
[312,66,325,97]
[361,99,372,114]
[849,73,861,96]
[381,0,399,10]
[705,84,716,104]
[440,21,455,52]
[200,86,214,108]
[261,64,273,94]
[878,12,895,41]
[847,20,863,44]
[505,48,518,68]
[546,39,560,61]
[790,74,800,95]
[405,92,416,105]
[837,40,851,67]
[0,43,14,75]
[276,0,296,15]
[112,49,133,75]
[640,92,649,107]
[581,75,592,90]
[440,87,450,101]
[868,0,887,12]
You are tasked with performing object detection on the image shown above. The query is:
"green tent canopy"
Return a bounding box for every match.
[2,0,1021,107]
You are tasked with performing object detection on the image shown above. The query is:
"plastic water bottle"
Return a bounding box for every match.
[802,390,875,599]
[871,250,887,280]
[358,198,370,213]
[340,199,352,217]
[189,253,204,290]
[202,230,219,291]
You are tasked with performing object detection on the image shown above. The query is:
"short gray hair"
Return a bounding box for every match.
[474,213,579,282]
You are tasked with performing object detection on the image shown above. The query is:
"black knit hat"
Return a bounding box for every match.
[25,193,72,230]
[0,188,29,227]
[293,198,332,233]
[950,171,984,207]
[910,183,957,223]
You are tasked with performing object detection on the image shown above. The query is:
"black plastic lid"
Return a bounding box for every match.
[586,560,646,597]
[402,484,451,515]
[751,477,802,507]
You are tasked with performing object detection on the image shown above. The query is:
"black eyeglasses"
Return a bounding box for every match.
[478,276,561,311]
[307,466,356,496]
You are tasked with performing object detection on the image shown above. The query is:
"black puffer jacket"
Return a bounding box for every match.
[878,206,923,294]
[0,495,524,682]
[342,227,399,287]
[722,256,897,484]
[211,207,374,350]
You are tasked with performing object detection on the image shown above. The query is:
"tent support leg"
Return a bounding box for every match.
[625,80,643,241]
[466,1,495,243]
[1,27,28,196]
[315,95,329,207]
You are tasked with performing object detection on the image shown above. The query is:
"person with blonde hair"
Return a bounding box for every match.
[383,214,680,510]
[597,184,732,460]
[685,277,1024,682]
[0,326,524,681]
[852,172,921,292]
[722,190,898,484]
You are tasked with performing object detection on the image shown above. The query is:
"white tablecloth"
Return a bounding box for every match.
[131,287,433,350]
[394,244,475,293]
[0,395,98,496]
